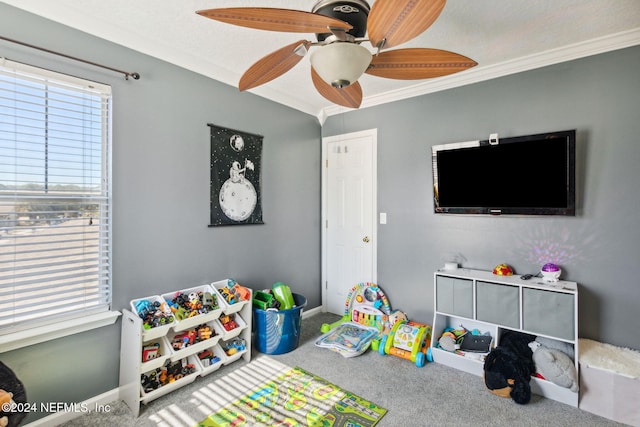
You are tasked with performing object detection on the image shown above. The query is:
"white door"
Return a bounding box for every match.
[322,129,377,315]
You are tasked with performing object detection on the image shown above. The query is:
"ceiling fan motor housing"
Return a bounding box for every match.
[312,0,370,42]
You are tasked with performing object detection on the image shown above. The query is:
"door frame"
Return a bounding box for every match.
[321,128,378,312]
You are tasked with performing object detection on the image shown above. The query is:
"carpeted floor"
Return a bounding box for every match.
[60,312,624,427]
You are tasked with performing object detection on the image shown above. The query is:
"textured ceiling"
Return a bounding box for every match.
[3,0,640,119]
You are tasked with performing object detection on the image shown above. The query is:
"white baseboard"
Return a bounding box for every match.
[302,305,323,319]
[23,387,120,427]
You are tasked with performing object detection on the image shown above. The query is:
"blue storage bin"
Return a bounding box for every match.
[253,293,307,354]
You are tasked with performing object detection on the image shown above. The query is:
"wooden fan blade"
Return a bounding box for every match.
[311,68,362,109]
[196,8,352,33]
[366,48,477,79]
[367,0,446,49]
[239,40,311,91]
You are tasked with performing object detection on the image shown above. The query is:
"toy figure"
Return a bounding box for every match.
[141,370,161,393]
[136,298,174,329]
[201,292,215,307]
[222,337,246,356]
[385,310,408,334]
[197,325,213,340]
[142,343,160,362]
[218,287,236,304]
[220,314,239,331]
[197,349,221,367]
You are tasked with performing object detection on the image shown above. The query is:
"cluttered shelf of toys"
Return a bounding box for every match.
[120,279,252,415]
[431,316,496,362]
[431,264,579,407]
[431,316,578,385]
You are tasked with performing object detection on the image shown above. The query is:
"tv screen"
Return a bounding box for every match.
[432,130,576,215]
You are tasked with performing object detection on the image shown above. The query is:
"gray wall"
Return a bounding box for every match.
[0,4,321,423]
[322,45,640,351]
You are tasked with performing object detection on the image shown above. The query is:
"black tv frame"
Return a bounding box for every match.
[432,130,576,216]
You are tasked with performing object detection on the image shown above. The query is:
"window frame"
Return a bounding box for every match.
[0,60,119,352]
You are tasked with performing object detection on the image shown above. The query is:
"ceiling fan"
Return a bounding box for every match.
[196,0,477,108]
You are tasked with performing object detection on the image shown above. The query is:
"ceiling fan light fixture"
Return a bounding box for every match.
[310,42,372,88]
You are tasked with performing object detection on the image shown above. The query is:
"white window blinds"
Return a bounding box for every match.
[0,59,112,334]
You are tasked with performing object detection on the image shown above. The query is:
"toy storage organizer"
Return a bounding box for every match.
[431,268,579,407]
[119,280,252,417]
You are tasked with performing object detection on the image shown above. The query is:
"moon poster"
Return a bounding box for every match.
[209,124,263,226]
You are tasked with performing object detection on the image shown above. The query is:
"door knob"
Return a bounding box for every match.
[363,236,370,243]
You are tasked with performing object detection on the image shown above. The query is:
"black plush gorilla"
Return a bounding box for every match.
[0,362,27,427]
[483,330,536,404]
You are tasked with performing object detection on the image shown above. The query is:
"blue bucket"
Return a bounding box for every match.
[253,293,307,355]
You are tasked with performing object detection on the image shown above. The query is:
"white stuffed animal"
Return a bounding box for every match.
[534,336,575,360]
[529,341,579,392]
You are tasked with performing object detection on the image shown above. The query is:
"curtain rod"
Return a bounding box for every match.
[0,35,140,80]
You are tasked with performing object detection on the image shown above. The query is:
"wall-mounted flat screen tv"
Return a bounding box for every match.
[432,130,576,216]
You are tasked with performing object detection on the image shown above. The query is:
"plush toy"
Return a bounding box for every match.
[0,362,27,427]
[529,341,579,392]
[534,336,575,360]
[438,326,467,352]
[483,330,536,404]
[0,389,13,427]
[385,310,408,334]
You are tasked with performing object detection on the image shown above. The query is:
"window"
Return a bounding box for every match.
[0,59,113,339]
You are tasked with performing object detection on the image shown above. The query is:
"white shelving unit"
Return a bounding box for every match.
[120,280,252,416]
[431,268,579,407]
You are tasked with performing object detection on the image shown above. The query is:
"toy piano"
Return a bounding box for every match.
[316,282,391,357]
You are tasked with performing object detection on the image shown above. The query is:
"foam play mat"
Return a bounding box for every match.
[315,322,380,357]
[195,366,387,427]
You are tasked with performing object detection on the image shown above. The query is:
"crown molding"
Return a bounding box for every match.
[320,28,640,120]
